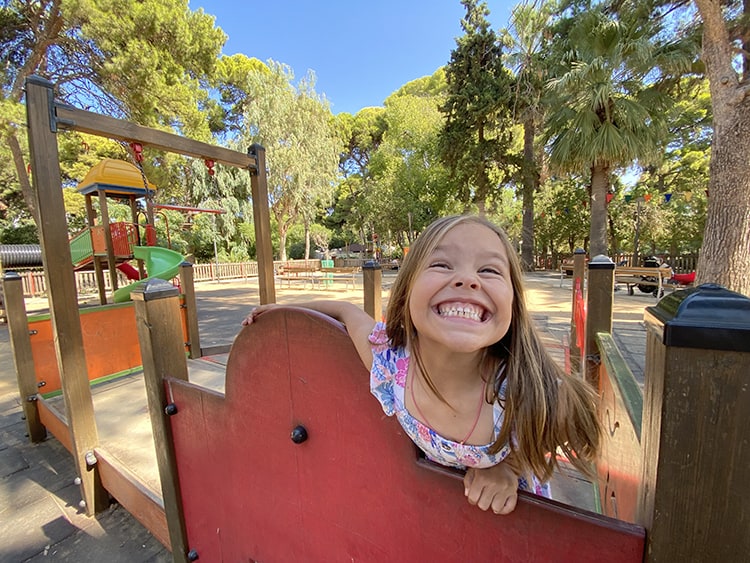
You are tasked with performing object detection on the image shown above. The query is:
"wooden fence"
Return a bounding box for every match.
[537,252,698,273]
[9,258,375,298]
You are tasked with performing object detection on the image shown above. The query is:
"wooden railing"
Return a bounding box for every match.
[9,258,374,298]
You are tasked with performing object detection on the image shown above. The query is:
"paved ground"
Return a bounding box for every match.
[0,270,656,561]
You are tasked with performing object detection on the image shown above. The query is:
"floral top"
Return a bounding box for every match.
[368,322,550,497]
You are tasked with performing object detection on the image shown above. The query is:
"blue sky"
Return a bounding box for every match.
[189,1,517,115]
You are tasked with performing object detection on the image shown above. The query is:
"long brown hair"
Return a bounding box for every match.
[386,215,601,481]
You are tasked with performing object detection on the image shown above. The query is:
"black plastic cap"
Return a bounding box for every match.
[645,283,750,352]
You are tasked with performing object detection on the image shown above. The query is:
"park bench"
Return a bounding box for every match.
[320,266,360,289]
[277,263,320,289]
[614,265,673,296]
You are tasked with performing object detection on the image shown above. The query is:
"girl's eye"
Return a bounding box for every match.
[428,262,450,269]
[480,267,502,275]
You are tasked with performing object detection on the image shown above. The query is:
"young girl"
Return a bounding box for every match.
[243,215,601,515]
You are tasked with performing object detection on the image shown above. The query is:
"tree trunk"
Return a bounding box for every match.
[520,117,537,271]
[693,0,750,295]
[6,129,39,225]
[589,163,610,257]
[278,228,288,261]
[304,222,311,259]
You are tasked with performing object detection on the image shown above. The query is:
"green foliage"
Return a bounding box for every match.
[0,222,38,244]
[238,61,340,260]
[0,0,717,269]
[438,0,516,210]
[534,178,590,254]
[544,3,698,255]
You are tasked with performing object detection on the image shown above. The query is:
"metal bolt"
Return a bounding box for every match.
[74,477,82,485]
[164,403,178,416]
[290,425,308,444]
[78,500,86,509]
[187,549,199,561]
[84,451,97,466]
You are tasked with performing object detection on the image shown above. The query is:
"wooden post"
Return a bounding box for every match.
[569,248,587,374]
[179,261,201,359]
[132,279,191,562]
[84,194,107,305]
[639,284,750,562]
[98,189,118,295]
[584,255,615,387]
[25,75,108,513]
[2,272,46,442]
[363,261,382,320]
[248,144,275,305]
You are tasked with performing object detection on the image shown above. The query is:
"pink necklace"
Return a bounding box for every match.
[409,370,488,445]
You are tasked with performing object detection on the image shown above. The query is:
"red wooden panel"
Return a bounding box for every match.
[167,308,645,562]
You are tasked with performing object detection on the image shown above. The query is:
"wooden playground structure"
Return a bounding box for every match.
[4,76,749,561]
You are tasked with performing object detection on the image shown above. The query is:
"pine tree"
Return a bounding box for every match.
[438,0,515,214]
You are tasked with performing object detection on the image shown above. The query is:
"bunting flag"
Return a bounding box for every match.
[625,194,632,203]
[606,193,614,204]
[664,193,672,203]
[684,192,693,202]
[644,194,652,202]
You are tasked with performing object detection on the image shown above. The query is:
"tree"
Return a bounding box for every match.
[545,5,694,257]
[502,0,555,270]
[0,0,225,225]
[333,107,387,243]
[438,0,516,214]
[691,0,750,294]
[240,62,339,261]
[366,74,454,246]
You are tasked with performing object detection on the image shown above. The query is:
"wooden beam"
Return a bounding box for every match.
[54,103,257,170]
[585,255,615,387]
[25,75,109,514]
[98,190,118,295]
[95,448,170,550]
[178,262,201,359]
[2,272,46,442]
[248,144,276,304]
[132,279,191,562]
[84,195,107,305]
[363,262,382,320]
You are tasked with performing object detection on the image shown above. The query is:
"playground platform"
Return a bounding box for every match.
[0,270,654,562]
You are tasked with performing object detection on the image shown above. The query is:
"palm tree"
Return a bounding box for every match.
[502,0,555,270]
[544,7,684,257]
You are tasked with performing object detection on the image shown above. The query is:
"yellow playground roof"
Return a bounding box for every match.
[77,158,157,196]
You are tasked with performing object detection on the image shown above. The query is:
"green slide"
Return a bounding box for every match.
[113,246,184,303]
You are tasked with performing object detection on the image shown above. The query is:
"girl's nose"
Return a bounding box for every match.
[453,272,479,289]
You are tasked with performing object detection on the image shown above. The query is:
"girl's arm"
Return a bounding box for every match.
[242,301,377,370]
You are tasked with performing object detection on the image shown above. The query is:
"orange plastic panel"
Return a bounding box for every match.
[29,300,190,393]
[166,308,645,562]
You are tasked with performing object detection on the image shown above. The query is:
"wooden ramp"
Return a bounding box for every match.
[163,307,645,562]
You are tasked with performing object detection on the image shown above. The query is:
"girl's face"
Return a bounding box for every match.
[408,222,514,356]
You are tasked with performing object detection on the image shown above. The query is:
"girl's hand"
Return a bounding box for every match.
[241,304,279,326]
[463,460,519,515]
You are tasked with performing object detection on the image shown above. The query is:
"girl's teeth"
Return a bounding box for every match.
[439,305,482,321]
